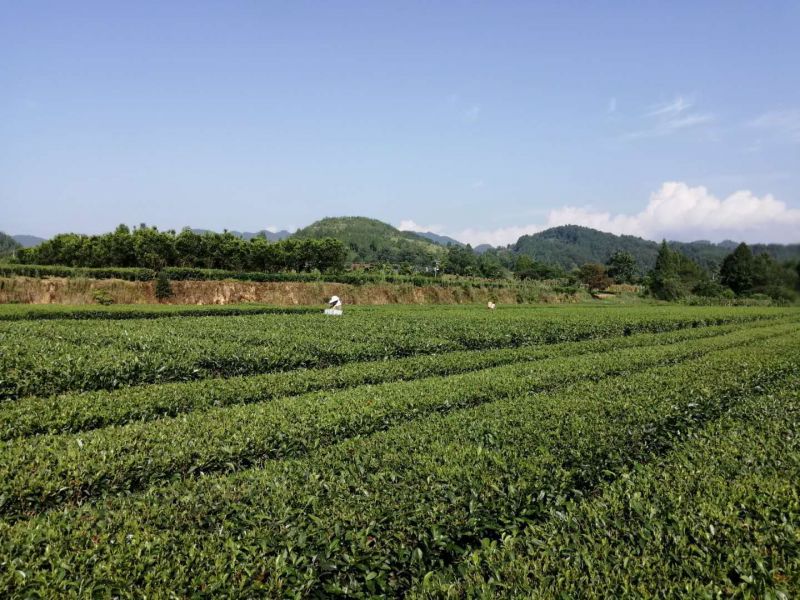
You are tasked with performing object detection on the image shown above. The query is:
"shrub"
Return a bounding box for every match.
[577,263,612,291]
[761,285,798,304]
[691,280,729,298]
[92,289,114,305]
[155,271,174,300]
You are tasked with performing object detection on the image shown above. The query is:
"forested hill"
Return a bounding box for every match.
[513,225,800,272]
[291,217,446,266]
[0,232,22,257]
[513,227,660,272]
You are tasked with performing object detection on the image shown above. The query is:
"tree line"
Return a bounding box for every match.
[12,224,800,302]
[640,241,798,302]
[462,240,799,303]
[16,225,348,273]
[557,242,798,302]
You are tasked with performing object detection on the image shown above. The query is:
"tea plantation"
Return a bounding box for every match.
[0,304,798,597]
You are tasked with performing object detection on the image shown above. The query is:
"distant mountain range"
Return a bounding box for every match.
[410,231,465,247]
[6,219,800,271]
[190,228,292,242]
[12,234,46,248]
[510,225,800,272]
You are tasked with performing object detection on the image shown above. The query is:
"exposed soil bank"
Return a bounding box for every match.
[0,277,582,306]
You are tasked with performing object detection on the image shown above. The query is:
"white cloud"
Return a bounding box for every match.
[455,224,545,247]
[624,95,714,139]
[399,220,444,234]
[748,109,800,143]
[446,182,800,246]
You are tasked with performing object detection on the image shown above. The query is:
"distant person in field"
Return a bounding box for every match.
[325,295,343,315]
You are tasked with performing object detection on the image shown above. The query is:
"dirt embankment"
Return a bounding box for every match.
[0,276,581,306]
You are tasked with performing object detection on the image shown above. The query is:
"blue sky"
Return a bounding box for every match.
[2,1,799,244]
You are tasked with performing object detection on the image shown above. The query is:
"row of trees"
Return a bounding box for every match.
[441,245,573,280]
[719,242,799,300]
[647,242,709,300]
[513,250,638,289]
[648,241,799,302]
[11,224,800,302]
[16,225,349,273]
[507,241,799,304]
[440,244,507,278]
[443,244,642,286]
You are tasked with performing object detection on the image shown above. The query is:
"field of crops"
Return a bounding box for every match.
[1,304,798,597]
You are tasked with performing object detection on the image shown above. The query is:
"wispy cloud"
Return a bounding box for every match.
[644,96,692,117]
[463,104,481,122]
[748,109,800,143]
[624,95,714,139]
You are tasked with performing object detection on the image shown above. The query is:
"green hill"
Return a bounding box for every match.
[291,217,445,266]
[0,232,22,258]
[513,225,800,273]
[513,226,659,272]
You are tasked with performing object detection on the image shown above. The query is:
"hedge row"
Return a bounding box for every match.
[0,263,156,281]
[2,306,792,400]
[0,303,318,321]
[0,322,793,522]
[3,316,787,440]
[1,332,797,595]
[413,374,800,598]
[0,262,510,288]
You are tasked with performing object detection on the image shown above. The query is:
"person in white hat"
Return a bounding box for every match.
[325,295,343,315]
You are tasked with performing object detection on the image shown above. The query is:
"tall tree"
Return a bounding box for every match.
[649,241,681,300]
[108,224,136,267]
[577,263,612,291]
[132,226,174,270]
[477,254,505,279]
[175,229,208,267]
[444,244,478,276]
[719,242,754,294]
[606,250,637,283]
[647,241,706,300]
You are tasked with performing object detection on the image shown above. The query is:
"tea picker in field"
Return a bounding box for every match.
[324,295,343,316]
